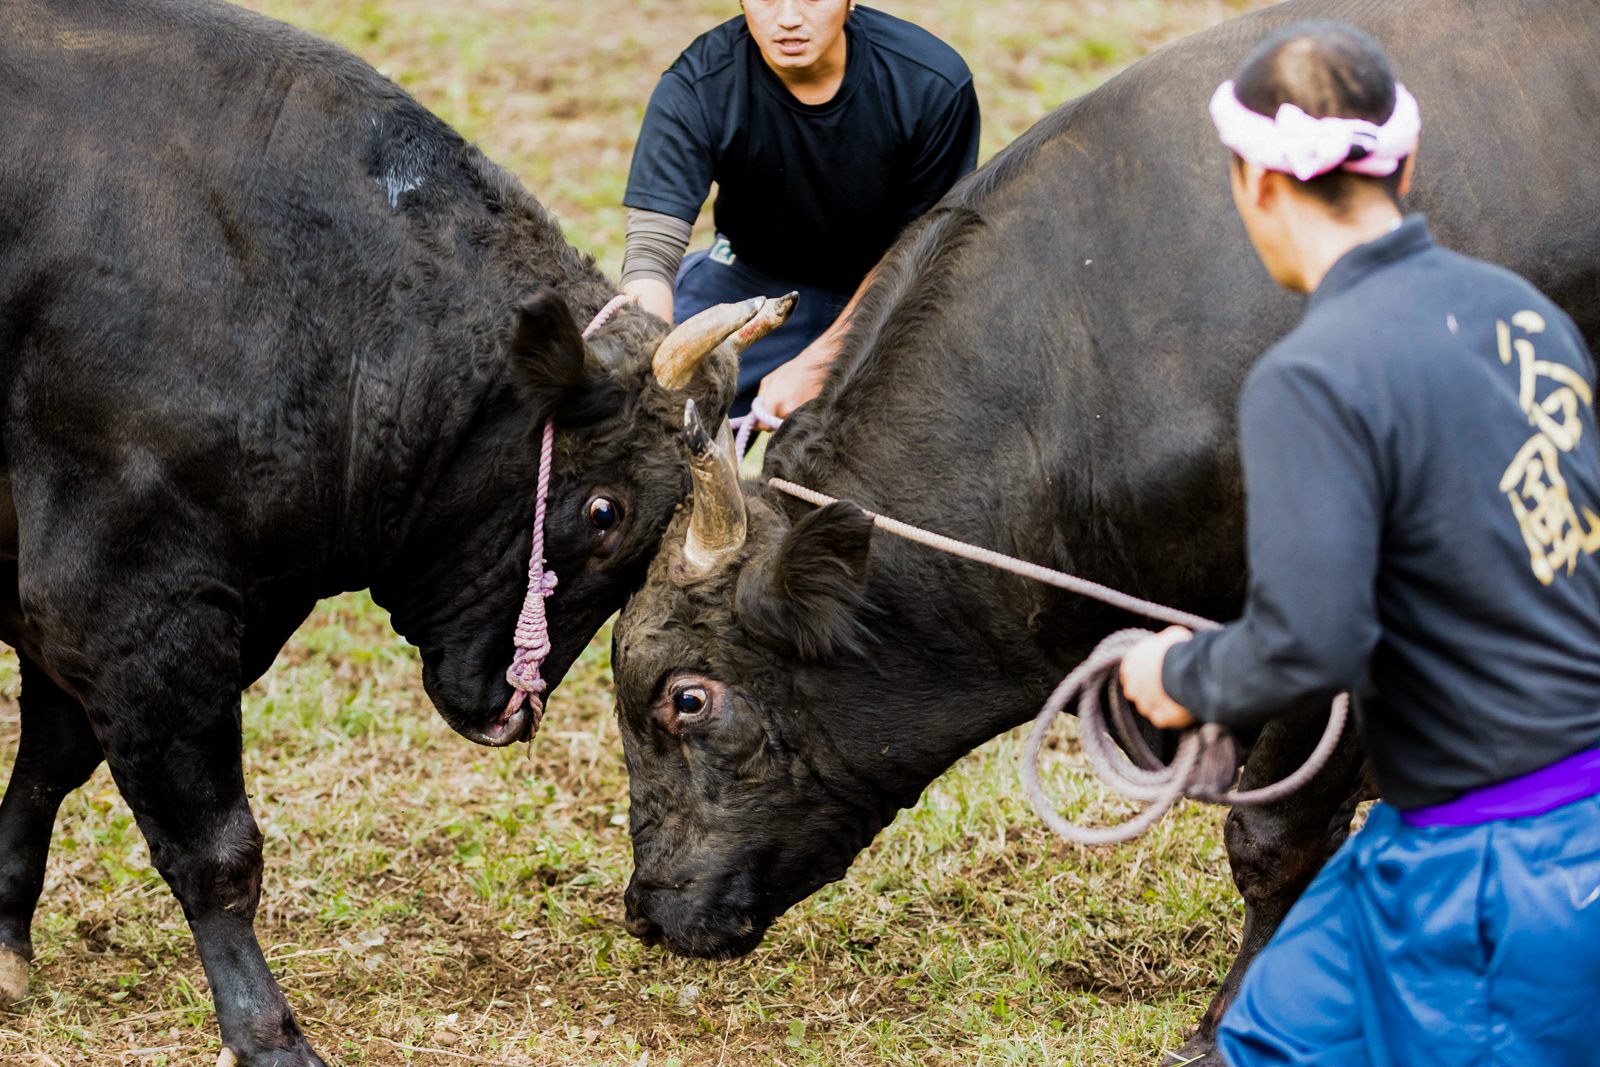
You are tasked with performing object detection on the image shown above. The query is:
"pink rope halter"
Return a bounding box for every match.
[502,293,633,736]
[730,395,782,462]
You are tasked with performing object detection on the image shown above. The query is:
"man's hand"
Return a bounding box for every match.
[622,277,674,323]
[754,262,883,428]
[1120,626,1198,730]
[755,337,834,427]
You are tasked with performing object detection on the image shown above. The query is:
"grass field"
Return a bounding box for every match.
[3,1,1273,1063]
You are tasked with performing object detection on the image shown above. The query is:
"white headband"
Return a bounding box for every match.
[1209,79,1421,182]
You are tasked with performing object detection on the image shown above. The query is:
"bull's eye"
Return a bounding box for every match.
[656,676,726,735]
[672,687,708,718]
[586,496,621,531]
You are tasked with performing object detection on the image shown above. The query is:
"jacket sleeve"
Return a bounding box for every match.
[623,71,715,223]
[1161,357,1385,728]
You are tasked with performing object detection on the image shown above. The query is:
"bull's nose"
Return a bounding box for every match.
[453,699,532,747]
[624,877,667,946]
[624,911,664,946]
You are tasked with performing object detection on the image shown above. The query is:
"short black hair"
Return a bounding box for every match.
[1232,20,1408,211]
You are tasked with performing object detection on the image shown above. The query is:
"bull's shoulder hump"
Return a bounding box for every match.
[4,0,412,113]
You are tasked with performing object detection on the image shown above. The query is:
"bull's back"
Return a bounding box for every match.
[806,0,1600,650]
[985,0,1600,431]
[989,0,1596,605]
[0,0,459,413]
[0,0,500,534]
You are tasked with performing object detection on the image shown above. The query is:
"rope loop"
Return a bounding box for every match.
[1021,630,1348,844]
[731,395,782,463]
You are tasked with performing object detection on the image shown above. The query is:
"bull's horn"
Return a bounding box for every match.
[681,399,748,575]
[730,291,798,352]
[653,297,766,390]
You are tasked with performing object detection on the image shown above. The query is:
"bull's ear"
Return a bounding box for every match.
[736,501,875,662]
[509,287,617,424]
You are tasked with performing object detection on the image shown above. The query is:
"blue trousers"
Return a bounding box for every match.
[673,237,852,418]
[1220,796,1600,1067]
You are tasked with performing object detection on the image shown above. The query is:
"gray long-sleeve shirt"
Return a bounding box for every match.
[1163,216,1600,808]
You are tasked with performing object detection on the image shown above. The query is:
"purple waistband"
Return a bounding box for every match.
[1401,746,1600,827]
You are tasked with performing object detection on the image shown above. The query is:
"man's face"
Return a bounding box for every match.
[1230,160,1304,291]
[742,0,851,73]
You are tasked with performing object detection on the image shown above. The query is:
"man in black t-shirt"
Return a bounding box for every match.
[621,2,979,420]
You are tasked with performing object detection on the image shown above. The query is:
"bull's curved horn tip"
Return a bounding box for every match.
[683,399,712,453]
[653,296,768,390]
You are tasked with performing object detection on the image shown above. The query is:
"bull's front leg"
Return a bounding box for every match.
[1166,706,1368,1067]
[32,574,326,1066]
[0,656,106,1002]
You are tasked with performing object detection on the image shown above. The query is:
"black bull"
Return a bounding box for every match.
[0,0,793,1064]
[614,0,1600,1062]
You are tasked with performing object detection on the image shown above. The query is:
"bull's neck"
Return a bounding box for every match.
[761,380,1106,807]
[330,204,614,591]
[758,455,1074,808]
[339,284,603,586]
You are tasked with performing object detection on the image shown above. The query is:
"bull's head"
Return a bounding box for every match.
[372,288,794,746]
[612,408,906,958]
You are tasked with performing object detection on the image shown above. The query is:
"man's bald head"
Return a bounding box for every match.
[1233,21,1406,211]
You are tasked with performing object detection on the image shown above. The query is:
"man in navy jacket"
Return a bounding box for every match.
[1120,20,1600,1067]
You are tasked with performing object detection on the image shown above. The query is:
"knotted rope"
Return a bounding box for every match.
[502,293,633,736]
[764,476,1349,846]
[730,395,782,463]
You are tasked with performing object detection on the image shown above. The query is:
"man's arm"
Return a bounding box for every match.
[1126,358,1387,730]
[621,70,713,323]
[621,209,693,322]
[752,263,880,425]
[899,79,982,226]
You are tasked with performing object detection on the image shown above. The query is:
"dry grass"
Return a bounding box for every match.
[2,1,1273,1063]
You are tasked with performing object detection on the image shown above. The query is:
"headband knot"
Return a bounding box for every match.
[1209,79,1421,182]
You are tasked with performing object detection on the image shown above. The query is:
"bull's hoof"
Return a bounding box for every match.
[218,1050,239,1067]
[1162,1030,1221,1066]
[0,946,28,1004]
